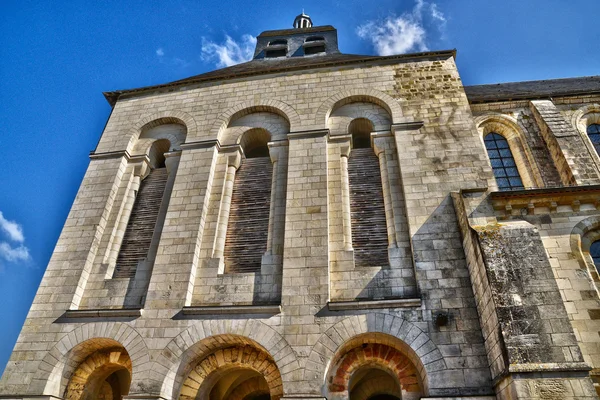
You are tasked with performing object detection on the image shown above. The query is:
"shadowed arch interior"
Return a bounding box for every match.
[178,335,283,400]
[64,346,132,400]
[349,118,374,149]
[239,128,271,158]
[326,332,425,399]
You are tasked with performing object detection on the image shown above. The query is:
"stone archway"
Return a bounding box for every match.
[64,347,132,400]
[327,333,423,400]
[158,320,300,399]
[178,341,283,400]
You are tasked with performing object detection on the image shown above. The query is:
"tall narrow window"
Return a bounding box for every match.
[591,240,600,271]
[114,139,171,278]
[587,124,600,156]
[484,132,524,191]
[224,130,272,273]
[347,118,388,267]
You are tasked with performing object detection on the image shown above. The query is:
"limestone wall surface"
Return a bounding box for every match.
[2,51,600,400]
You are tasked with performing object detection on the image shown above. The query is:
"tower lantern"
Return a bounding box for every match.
[293,12,313,28]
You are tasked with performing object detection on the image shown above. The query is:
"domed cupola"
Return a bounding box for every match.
[293,12,313,29]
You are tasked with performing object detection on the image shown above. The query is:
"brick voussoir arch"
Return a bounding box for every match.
[125,110,198,154]
[315,89,404,127]
[159,319,300,399]
[306,313,445,396]
[32,322,150,398]
[211,99,301,139]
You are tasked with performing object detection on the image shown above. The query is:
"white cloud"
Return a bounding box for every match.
[156,48,164,57]
[201,34,257,68]
[357,0,446,56]
[0,242,30,263]
[0,211,24,243]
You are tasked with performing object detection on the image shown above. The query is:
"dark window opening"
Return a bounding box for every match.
[587,124,600,156]
[349,118,373,149]
[245,144,270,158]
[268,39,287,46]
[305,36,325,42]
[484,132,524,191]
[591,240,600,270]
[265,49,286,58]
[305,45,325,55]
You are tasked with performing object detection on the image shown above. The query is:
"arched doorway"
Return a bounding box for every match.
[64,347,131,400]
[178,337,283,400]
[327,333,425,400]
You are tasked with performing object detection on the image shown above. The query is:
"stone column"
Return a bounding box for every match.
[212,147,242,263]
[264,141,288,260]
[103,156,149,278]
[339,146,353,251]
[373,136,397,248]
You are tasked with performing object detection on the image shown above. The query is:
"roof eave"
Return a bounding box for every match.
[102,49,457,107]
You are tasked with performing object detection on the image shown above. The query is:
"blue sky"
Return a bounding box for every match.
[1,0,599,374]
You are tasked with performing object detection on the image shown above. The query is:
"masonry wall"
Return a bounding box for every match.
[3,51,600,400]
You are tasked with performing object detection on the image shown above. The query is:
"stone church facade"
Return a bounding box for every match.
[2,14,600,400]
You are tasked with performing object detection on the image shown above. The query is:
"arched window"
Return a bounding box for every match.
[347,118,388,267]
[587,124,600,156]
[224,129,273,273]
[114,138,174,278]
[591,240,600,270]
[484,132,524,191]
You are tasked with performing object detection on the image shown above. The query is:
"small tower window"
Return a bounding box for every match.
[304,36,326,55]
[265,40,287,58]
[587,124,600,156]
[268,39,287,46]
[484,132,524,191]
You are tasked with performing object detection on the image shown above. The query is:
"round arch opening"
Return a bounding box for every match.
[326,333,425,400]
[239,128,271,158]
[64,346,132,400]
[178,335,283,400]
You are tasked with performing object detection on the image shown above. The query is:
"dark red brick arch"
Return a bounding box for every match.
[329,343,422,396]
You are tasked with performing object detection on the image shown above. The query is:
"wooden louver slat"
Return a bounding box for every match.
[348,148,389,267]
[224,157,273,273]
[114,167,168,278]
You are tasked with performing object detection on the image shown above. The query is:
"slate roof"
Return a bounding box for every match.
[103,50,456,106]
[464,76,600,103]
